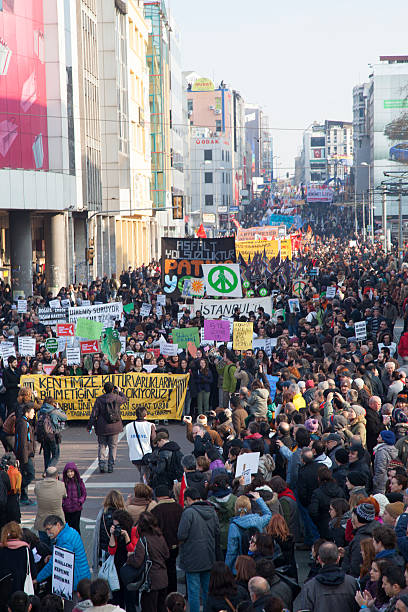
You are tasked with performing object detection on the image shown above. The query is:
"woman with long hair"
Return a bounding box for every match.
[134,356,146,373]
[234,555,256,597]
[328,497,349,547]
[204,561,246,612]
[125,511,169,612]
[266,514,297,580]
[356,558,389,610]
[0,521,37,598]
[194,358,213,414]
[269,475,300,541]
[126,483,157,525]
[108,509,138,609]
[92,489,126,573]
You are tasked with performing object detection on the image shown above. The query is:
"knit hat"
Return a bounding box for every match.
[305,380,315,389]
[197,414,208,426]
[347,472,367,487]
[229,439,244,449]
[351,405,366,417]
[380,430,396,445]
[298,381,306,389]
[398,594,408,609]
[305,418,319,433]
[335,448,349,465]
[154,485,170,498]
[388,458,404,471]
[354,503,375,523]
[354,378,364,390]
[385,502,405,519]
[373,493,390,517]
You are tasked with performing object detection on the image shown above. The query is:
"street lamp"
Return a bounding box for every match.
[361,162,373,242]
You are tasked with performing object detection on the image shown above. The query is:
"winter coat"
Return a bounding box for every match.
[396,435,408,467]
[87,390,127,436]
[125,497,157,525]
[258,454,275,482]
[329,516,348,547]
[344,416,367,448]
[186,422,223,447]
[127,532,169,591]
[204,590,246,612]
[177,501,220,572]
[34,477,66,531]
[279,491,301,541]
[0,543,37,592]
[279,445,302,490]
[185,470,208,499]
[347,457,371,489]
[225,497,272,570]
[309,481,346,539]
[14,415,35,465]
[217,362,237,393]
[38,403,67,438]
[373,442,399,494]
[294,564,359,612]
[395,512,408,562]
[297,460,320,507]
[268,574,294,610]
[194,368,213,393]
[231,406,248,435]
[208,492,237,551]
[62,462,87,513]
[149,440,183,489]
[332,463,348,494]
[342,520,376,577]
[246,388,269,419]
[3,367,20,409]
[292,392,306,411]
[399,332,408,358]
[37,523,91,589]
[365,407,383,454]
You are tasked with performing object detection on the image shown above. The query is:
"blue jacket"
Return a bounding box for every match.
[36,523,91,589]
[279,445,302,489]
[395,513,408,563]
[225,497,272,570]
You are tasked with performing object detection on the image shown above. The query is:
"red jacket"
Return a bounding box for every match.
[399,332,408,358]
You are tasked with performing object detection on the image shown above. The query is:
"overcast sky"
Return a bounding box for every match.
[169,0,408,177]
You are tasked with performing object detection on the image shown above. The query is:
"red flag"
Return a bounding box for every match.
[179,472,187,508]
[196,224,207,238]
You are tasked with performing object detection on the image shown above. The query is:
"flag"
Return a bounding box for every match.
[179,472,187,508]
[123,302,134,314]
[197,224,207,238]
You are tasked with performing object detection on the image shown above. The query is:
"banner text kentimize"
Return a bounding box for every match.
[36,373,179,391]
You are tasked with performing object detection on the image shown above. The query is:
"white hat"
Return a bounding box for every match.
[373,493,389,517]
[354,378,364,390]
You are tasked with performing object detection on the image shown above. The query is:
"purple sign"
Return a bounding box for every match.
[204,319,230,342]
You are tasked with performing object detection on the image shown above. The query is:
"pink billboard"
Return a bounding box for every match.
[0,0,48,170]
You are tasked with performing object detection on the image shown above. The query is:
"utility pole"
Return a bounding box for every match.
[362,192,366,241]
[382,184,387,255]
[399,178,403,265]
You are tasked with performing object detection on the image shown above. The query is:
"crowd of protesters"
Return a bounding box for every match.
[3,194,408,611]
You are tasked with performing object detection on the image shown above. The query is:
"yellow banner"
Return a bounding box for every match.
[233,322,253,350]
[235,239,292,262]
[20,373,189,421]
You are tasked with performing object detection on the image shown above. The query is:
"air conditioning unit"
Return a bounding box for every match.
[209,105,215,110]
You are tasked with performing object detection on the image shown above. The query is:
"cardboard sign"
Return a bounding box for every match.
[66,347,81,366]
[233,322,253,350]
[0,342,16,361]
[236,452,260,478]
[80,340,99,354]
[49,299,61,309]
[38,308,67,326]
[57,323,75,337]
[101,328,121,365]
[17,299,27,313]
[156,294,166,307]
[354,321,367,341]
[160,341,179,357]
[140,303,151,318]
[61,299,71,309]
[18,337,36,357]
[52,546,75,600]
[202,263,243,298]
[326,286,336,299]
[68,302,123,324]
[194,296,273,318]
[288,298,300,314]
[204,319,230,342]
[76,318,103,341]
[172,327,200,348]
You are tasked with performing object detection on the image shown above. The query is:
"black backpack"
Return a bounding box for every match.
[235,524,260,555]
[36,413,55,444]
[103,399,121,424]
[167,449,184,483]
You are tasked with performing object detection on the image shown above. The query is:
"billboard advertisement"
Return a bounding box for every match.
[373,65,408,215]
[306,184,334,203]
[0,1,48,170]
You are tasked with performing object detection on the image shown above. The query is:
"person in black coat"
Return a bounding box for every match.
[297,448,320,509]
[2,357,20,417]
[347,444,371,489]
[0,521,37,598]
[308,466,346,540]
[332,448,349,494]
[365,396,383,455]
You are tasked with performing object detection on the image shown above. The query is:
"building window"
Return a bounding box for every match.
[221,150,224,161]
[187,99,193,112]
[204,149,212,161]
[222,172,225,183]
[204,172,213,184]
[215,119,222,132]
[205,194,213,206]
[115,9,128,154]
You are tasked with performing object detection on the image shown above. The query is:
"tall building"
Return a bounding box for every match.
[352,84,370,196]
[367,56,408,218]
[325,120,353,198]
[301,123,327,185]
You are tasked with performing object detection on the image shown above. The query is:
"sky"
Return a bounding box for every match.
[169,0,408,178]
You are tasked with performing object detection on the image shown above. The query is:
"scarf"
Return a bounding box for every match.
[5,539,29,550]
[278,487,296,502]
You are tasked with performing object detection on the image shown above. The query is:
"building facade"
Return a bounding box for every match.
[352,83,370,196]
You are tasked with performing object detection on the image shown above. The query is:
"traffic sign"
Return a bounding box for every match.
[57,323,75,337]
[80,340,99,354]
[45,338,58,354]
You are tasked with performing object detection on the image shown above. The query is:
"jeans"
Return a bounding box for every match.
[132,459,149,483]
[183,389,191,417]
[297,499,319,546]
[185,570,210,612]
[43,440,60,471]
[98,434,119,469]
[197,391,210,413]
[21,458,35,500]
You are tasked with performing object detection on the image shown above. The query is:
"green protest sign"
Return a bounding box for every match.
[45,338,58,354]
[123,302,134,314]
[101,328,121,365]
[171,327,200,348]
[76,318,103,340]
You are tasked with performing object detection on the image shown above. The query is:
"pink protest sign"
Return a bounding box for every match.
[204,319,230,342]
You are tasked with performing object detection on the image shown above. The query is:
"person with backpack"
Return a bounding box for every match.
[62,462,87,534]
[36,397,67,473]
[225,492,272,572]
[87,382,127,473]
[125,406,156,482]
[148,431,184,490]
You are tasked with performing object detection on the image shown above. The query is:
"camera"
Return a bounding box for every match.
[113,524,122,538]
